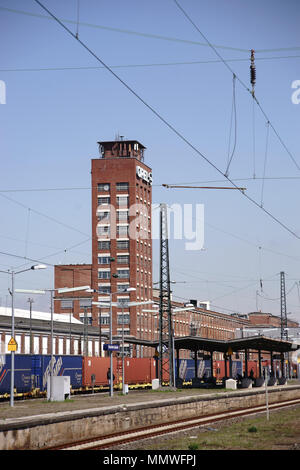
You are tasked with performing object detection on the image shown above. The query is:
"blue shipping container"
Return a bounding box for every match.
[175,359,243,380]
[0,354,83,395]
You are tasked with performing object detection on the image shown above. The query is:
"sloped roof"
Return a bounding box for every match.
[0,306,82,324]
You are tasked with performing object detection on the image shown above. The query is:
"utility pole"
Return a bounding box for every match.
[27,298,34,354]
[280,271,289,378]
[159,203,175,388]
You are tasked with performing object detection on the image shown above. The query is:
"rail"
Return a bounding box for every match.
[46,397,300,450]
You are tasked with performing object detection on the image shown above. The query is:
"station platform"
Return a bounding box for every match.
[1,383,299,450]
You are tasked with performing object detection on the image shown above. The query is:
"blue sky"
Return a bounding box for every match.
[0,0,300,322]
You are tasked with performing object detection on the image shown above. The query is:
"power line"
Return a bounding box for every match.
[0,232,90,257]
[0,176,298,194]
[0,6,249,53]
[225,74,237,177]
[173,0,300,175]
[31,0,300,241]
[3,6,300,55]
[260,121,270,207]
[1,54,300,73]
[0,250,55,267]
[161,176,300,184]
[0,192,90,238]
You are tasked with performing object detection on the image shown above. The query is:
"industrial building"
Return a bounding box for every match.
[48,138,299,359]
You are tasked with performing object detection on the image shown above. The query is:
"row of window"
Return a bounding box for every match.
[98,283,130,294]
[98,195,128,207]
[98,255,129,265]
[98,240,129,250]
[99,314,130,325]
[61,299,92,309]
[97,211,129,222]
[98,182,129,192]
[98,269,129,279]
[0,333,102,357]
[97,225,129,237]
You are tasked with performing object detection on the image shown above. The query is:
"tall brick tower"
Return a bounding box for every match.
[91,138,153,353]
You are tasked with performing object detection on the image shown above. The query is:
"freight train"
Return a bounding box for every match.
[0,354,297,400]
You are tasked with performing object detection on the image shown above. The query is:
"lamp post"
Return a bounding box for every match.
[93,292,153,396]
[145,305,194,388]
[0,264,47,407]
[15,284,90,401]
[27,297,34,354]
[170,306,194,387]
[93,295,115,397]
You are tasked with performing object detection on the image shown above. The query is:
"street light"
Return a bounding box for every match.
[15,284,90,401]
[93,292,154,396]
[0,264,47,407]
[142,304,194,387]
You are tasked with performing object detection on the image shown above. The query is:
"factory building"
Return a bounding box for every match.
[55,138,153,353]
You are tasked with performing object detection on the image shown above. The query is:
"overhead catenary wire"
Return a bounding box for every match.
[0,6,250,53]
[0,175,299,193]
[0,191,90,238]
[24,208,31,259]
[2,54,300,74]
[75,0,80,39]
[3,6,300,55]
[252,98,256,178]
[162,184,246,191]
[173,0,300,175]
[260,121,270,207]
[32,0,300,241]
[225,74,237,177]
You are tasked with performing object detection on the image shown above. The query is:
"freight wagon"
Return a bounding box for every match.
[0,354,82,398]
[0,354,296,400]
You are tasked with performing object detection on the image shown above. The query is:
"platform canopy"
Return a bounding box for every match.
[173,335,299,354]
[120,335,299,354]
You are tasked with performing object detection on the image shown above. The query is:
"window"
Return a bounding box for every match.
[97,183,110,192]
[117,297,129,306]
[117,240,129,250]
[98,285,111,294]
[98,196,110,206]
[61,299,73,309]
[80,314,92,325]
[97,225,110,236]
[117,255,129,264]
[117,211,129,222]
[98,240,110,250]
[117,283,130,292]
[99,316,110,325]
[117,226,128,237]
[117,269,129,279]
[117,196,128,207]
[80,299,92,308]
[98,271,111,279]
[116,182,129,191]
[97,211,110,222]
[98,256,111,264]
[118,314,130,325]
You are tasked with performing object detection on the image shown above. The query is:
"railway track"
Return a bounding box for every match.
[47,397,300,450]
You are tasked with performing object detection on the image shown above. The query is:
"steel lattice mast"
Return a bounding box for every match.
[159,203,175,387]
[280,271,288,341]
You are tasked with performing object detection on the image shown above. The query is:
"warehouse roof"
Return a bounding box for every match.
[0,306,82,324]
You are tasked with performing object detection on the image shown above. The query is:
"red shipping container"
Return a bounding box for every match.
[82,357,157,388]
[124,358,156,385]
[82,357,111,387]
